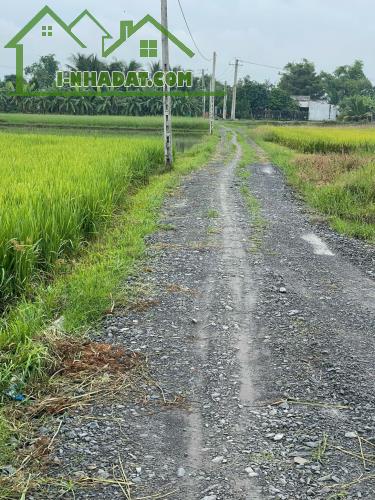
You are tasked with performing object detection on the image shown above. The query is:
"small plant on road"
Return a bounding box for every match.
[206,208,220,219]
[312,433,329,462]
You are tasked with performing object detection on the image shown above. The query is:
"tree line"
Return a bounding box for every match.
[0,54,373,120]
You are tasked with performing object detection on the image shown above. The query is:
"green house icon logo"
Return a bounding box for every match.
[140,40,158,58]
[5,5,195,94]
[41,25,53,37]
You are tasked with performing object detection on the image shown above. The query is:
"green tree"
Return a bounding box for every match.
[25,54,59,89]
[268,87,298,112]
[149,61,162,76]
[235,77,270,118]
[339,95,375,121]
[68,53,107,72]
[279,59,323,99]
[321,60,373,105]
[2,75,17,88]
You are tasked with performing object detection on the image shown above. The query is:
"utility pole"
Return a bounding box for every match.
[161,0,173,167]
[231,58,239,120]
[209,51,217,135]
[223,81,227,120]
[201,69,206,118]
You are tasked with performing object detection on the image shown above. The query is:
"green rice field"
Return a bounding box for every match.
[260,125,375,153]
[252,125,375,240]
[0,131,164,306]
[0,113,208,132]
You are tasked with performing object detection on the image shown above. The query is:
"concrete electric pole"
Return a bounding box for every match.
[209,51,217,135]
[201,69,206,118]
[161,0,173,167]
[231,58,239,120]
[223,81,227,120]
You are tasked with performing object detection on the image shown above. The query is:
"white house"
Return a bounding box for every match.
[292,96,338,122]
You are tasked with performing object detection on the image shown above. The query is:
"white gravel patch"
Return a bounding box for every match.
[302,232,335,256]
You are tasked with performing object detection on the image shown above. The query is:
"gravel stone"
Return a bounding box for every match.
[33,132,375,499]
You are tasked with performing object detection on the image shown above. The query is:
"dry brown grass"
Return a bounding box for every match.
[165,283,196,295]
[0,338,147,498]
[0,334,189,498]
[293,153,370,186]
[127,298,160,312]
[53,340,141,376]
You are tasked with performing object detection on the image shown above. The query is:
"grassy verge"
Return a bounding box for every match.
[0,134,219,477]
[0,113,208,132]
[248,128,375,241]
[235,127,257,167]
[234,128,266,252]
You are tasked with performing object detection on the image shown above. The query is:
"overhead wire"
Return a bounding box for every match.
[239,59,283,71]
[177,0,212,62]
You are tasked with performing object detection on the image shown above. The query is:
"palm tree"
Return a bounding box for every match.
[59,98,77,114]
[73,96,93,115]
[340,95,375,121]
[96,96,113,114]
[149,61,162,77]
[38,97,52,114]
[107,60,126,73]
[0,93,8,112]
[68,53,107,72]
[125,60,143,73]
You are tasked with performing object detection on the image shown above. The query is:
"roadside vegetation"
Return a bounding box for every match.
[235,130,266,252]
[250,126,375,241]
[3,54,375,122]
[0,125,218,493]
[0,131,217,388]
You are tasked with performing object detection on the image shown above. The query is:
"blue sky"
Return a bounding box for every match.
[1,0,374,84]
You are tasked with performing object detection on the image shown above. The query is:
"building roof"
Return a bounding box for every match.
[291,95,310,102]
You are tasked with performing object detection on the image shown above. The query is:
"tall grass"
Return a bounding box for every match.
[249,127,375,241]
[311,163,375,235]
[259,125,375,153]
[0,132,217,392]
[0,113,208,131]
[0,132,164,307]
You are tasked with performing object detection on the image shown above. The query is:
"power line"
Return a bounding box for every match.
[177,0,212,62]
[240,59,283,71]
[216,66,232,82]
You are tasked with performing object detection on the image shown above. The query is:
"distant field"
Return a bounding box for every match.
[0,131,164,305]
[251,125,375,240]
[0,113,208,131]
[260,125,375,153]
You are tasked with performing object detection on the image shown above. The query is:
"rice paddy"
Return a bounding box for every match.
[0,131,164,307]
[0,114,208,132]
[252,125,375,240]
[0,122,217,394]
[260,125,375,153]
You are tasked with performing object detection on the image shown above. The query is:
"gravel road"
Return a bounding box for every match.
[35,129,375,500]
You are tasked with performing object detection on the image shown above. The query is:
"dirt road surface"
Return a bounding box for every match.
[38,130,375,500]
